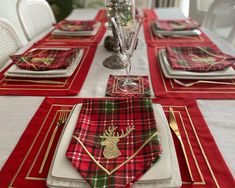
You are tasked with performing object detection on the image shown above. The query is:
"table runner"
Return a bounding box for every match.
[148,46,235,99]
[143,10,211,46]
[0,97,234,188]
[38,10,107,46]
[0,44,96,96]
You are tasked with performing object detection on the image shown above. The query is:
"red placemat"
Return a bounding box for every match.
[148,46,235,99]
[143,10,210,46]
[0,45,96,96]
[0,97,234,188]
[105,75,151,97]
[38,10,107,46]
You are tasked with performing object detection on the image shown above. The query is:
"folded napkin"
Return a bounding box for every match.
[11,48,79,71]
[55,20,96,32]
[155,19,199,31]
[66,98,161,188]
[166,46,235,72]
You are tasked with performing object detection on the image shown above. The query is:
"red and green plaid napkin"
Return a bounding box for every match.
[155,19,199,31]
[166,46,235,72]
[66,98,162,188]
[11,48,79,71]
[56,20,96,32]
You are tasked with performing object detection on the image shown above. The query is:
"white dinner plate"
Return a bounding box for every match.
[46,104,181,188]
[51,22,101,37]
[4,48,84,78]
[158,49,235,80]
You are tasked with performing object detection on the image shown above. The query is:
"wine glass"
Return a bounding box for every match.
[114,1,142,91]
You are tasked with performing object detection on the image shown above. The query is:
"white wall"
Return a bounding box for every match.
[0,0,28,44]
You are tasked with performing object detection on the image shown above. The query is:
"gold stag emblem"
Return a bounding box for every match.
[31,57,55,65]
[100,125,135,159]
[190,54,216,64]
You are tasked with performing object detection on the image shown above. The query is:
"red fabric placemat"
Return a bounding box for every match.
[148,46,235,99]
[143,10,211,46]
[0,97,234,188]
[38,10,107,46]
[0,45,96,96]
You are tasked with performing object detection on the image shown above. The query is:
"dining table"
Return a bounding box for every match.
[0,7,234,188]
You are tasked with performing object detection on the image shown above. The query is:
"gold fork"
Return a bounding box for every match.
[39,106,69,174]
[174,79,235,87]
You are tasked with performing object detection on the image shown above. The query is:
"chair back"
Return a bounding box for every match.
[189,0,214,24]
[135,0,154,8]
[84,0,154,9]
[0,17,21,69]
[17,0,56,40]
[202,0,235,43]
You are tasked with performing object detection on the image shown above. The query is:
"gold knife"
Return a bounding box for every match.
[169,107,194,182]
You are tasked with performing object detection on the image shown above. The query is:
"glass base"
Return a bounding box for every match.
[103,55,127,69]
[118,78,139,91]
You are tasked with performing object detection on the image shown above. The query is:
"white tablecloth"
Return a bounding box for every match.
[0,8,234,177]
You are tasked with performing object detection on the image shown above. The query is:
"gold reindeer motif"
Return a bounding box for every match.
[100,125,135,159]
[190,54,216,64]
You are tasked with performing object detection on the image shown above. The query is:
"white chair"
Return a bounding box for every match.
[189,0,214,24]
[202,0,235,44]
[157,0,189,16]
[17,0,56,40]
[135,0,154,8]
[0,17,21,69]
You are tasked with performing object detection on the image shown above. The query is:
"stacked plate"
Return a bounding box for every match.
[46,104,182,188]
[4,48,84,78]
[51,22,101,37]
[151,23,201,37]
[158,49,235,80]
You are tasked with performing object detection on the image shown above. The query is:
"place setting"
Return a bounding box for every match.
[3,96,235,187]
[151,19,201,39]
[0,44,97,96]
[158,45,235,80]
[46,98,182,188]
[147,44,235,99]
[41,17,106,45]
[143,16,210,45]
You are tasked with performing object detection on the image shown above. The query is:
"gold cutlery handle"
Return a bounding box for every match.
[174,79,235,87]
[39,125,59,174]
[179,137,194,182]
[5,79,64,85]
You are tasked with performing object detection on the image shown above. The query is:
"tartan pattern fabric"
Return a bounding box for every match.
[56,20,96,31]
[155,19,199,31]
[11,48,80,71]
[166,46,235,72]
[105,75,151,97]
[66,98,162,188]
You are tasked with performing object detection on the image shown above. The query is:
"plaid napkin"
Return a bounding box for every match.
[166,46,235,72]
[56,20,96,32]
[155,19,199,31]
[11,48,79,71]
[66,98,161,188]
